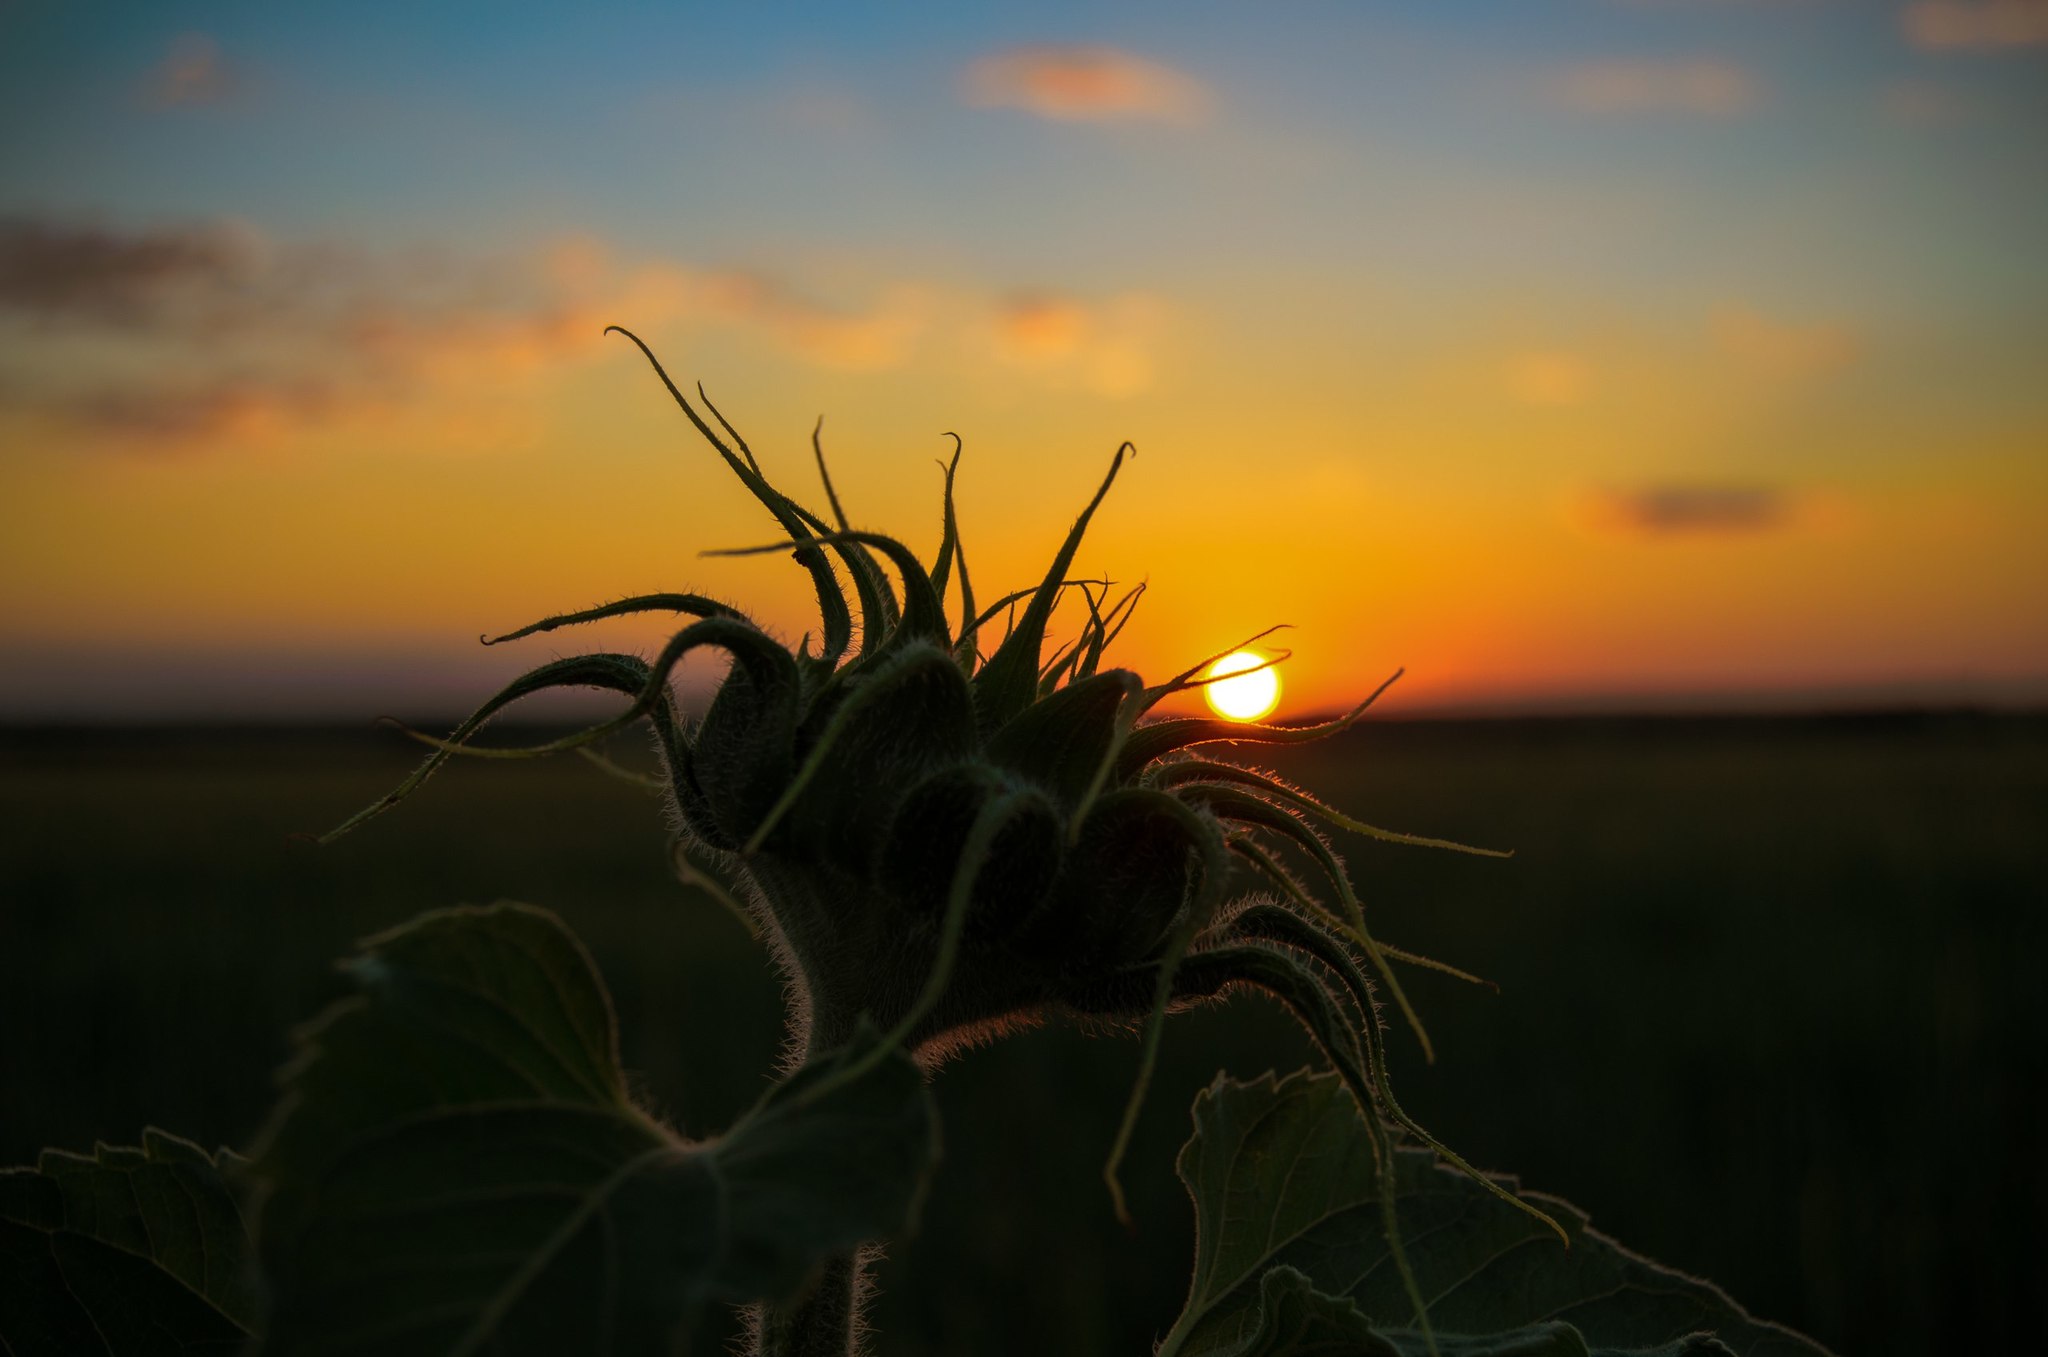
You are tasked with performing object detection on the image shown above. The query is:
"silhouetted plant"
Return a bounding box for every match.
[0,334,1836,1357]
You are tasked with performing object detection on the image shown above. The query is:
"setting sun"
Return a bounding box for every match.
[1202,649,1282,722]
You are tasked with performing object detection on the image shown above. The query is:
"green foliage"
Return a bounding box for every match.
[1163,1069,1831,1357]
[0,1129,254,1355]
[251,902,937,1356]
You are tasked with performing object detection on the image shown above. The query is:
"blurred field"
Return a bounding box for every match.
[2,714,2042,1356]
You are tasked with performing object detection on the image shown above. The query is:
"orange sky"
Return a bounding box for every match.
[3,5,2045,719]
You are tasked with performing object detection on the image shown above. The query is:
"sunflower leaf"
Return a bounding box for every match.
[252,902,937,1357]
[0,1131,256,1355]
[1160,1069,1832,1357]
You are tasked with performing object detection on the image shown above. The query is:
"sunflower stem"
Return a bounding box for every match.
[751,1251,868,1357]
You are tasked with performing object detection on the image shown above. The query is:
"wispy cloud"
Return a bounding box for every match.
[1712,304,1856,376]
[984,291,1164,396]
[960,45,1209,124]
[0,218,1162,453]
[1546,59,1757,115]
[692,273,929,371]
[1903,1,2048,50]
[55,377,343,443]
[1587,484,1791,535]
[0,220,865,450]
[143,33,241,109]
[0,217,254,324]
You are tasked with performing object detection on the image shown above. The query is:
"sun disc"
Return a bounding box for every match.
[1203,650,1282,722]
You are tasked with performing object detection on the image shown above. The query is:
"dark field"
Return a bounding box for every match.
[3,714,2042,1355]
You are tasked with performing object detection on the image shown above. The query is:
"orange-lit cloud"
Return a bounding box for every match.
[1584,484,1791,535]
[983,291,1163,395]
[1504,351,1595,406]
[960,45,1209,123]
[691,273,928,371]
[1903,1,2048,49]
[1712,304,1856,376]
[0,219,666,451]
[55,378,342,445]
[0,218,1172,453]
[143,33,241,109]
[1547,59,1757,115]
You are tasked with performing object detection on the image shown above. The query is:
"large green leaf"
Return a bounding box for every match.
[1161,1069,1833,1357]
[252,901,937,1357]
[1215,1267,1393,1356]
[0,1129,256,1355]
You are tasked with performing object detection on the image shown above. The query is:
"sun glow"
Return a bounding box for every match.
[1202,649,1282,722]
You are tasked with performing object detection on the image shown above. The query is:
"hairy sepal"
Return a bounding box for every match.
[971,445,1129,735]
[482,592,744,646]
[319,652,664,844]
[985,668,1141,815]
[1120,712,1355,782]
[688,623,803,849]
[770,641,976,867]
[607,326,856,667]
[877,764,1064,939]
[1023,786,1208,968]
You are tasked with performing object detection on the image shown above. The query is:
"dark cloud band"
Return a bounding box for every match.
[1595,484,1789,534]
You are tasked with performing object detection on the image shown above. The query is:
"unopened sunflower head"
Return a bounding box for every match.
[325,328,1560,1255]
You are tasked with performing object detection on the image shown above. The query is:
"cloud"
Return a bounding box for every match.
[992,294,1092,360]
[984,291,1163,395]
[0,217,1162,455]
[769,300,924,370]
[0,220,728,451]
[1505,351,1595,407]
[690,273,928,371]
[1546,59,1757,115]
[1903,1,2048,49]
[143,33,241,109]
[57,377,344,444]
[1587,484,1791,535]
[0,216,255,324]
[960,45,1209,123]
[1712,304,1857,376]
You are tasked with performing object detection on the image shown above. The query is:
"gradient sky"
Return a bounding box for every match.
[2,0,2045,721]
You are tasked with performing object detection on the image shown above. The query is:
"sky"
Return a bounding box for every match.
[2,0,2045,722]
